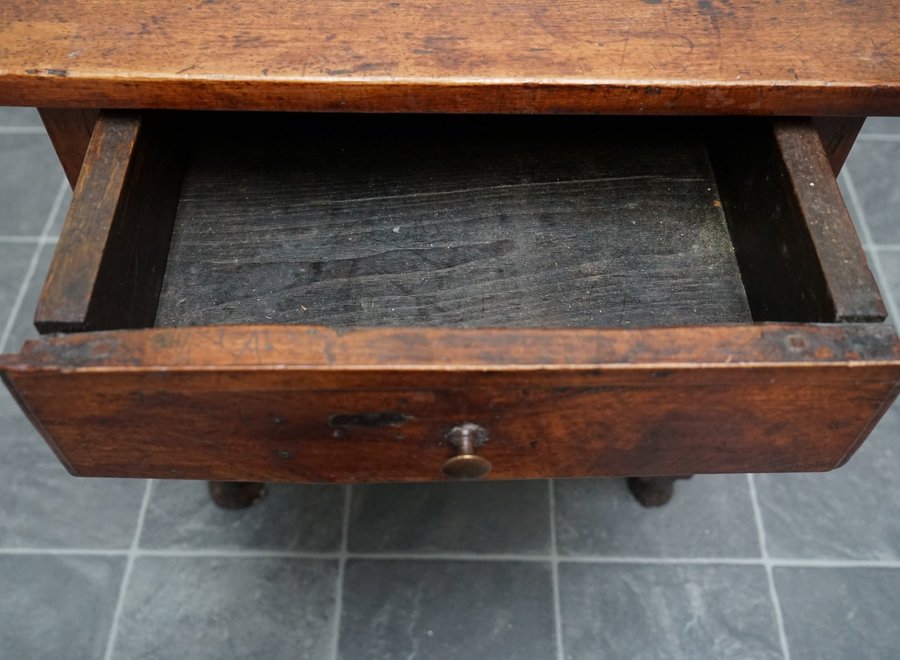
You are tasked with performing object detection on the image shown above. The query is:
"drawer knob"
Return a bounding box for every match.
[442,423,491,480]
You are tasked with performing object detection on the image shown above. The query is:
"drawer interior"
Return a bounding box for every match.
[157,115,750,329]
[4,111,899,483]
[33,112,884,334]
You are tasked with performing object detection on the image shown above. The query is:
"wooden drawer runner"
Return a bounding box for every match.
[1,112,898,483]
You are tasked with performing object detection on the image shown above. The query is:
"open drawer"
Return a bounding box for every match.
[1,112,898,483]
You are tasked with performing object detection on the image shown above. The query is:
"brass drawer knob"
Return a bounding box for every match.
[442,423,491,480]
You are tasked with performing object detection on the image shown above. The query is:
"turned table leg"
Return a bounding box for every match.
[626,476,693,508]
[208,481,267,509]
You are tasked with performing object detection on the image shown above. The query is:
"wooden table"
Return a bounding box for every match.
[1,1,899,508]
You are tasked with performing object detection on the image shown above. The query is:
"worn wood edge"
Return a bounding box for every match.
[4,324,900,372]
[774,119,887,322]
[44,441,900,482]
[832,379,900,469]
[0,371,78,475]
[2,78,899,116]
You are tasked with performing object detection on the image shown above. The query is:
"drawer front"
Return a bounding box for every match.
[2,111,899,483]
[3,325,899,482]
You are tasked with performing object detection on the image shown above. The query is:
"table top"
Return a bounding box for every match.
[1,0,899,115]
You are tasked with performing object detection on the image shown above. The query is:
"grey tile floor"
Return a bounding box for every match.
[0,109,898,659]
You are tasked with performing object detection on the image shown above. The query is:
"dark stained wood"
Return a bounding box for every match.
[1,324,898,482]
[772,121,884,322]
[627,476,692,508]
[814,117,866,175]
[33,111,186,335]
[39,114,881,335]
[37,108,99,187]
[1,1,898,115]
[709,119,885,324]
[208,481,267,509]
[157,115,750,330]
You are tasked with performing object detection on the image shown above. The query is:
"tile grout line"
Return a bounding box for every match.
[102,479,154,660]
[0,176,67,353]
[747,474,792,660]
[841,169,900,326]
[856,133,900,142]
[0,235,58,244]
[139,548,338,559]
[329,484,353,660]
[767,558,900,569]
[548,480,565,660]
[0,126,46,134]
[4,544,900,568]
[559,555,759,566]
[556,556,900,568]
[0,548,130,557]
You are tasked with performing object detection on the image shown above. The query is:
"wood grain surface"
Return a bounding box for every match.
[37,108,99,187]
[813,117,866,175]
[34,112,186,333]
[7,323,899,370]
[156,115,750,329]
[2,324,898,481]
[707,118,885,324]
[1,1,898,114]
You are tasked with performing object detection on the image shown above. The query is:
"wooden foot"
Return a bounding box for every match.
[208,481,267,509]
[626,476,693,508]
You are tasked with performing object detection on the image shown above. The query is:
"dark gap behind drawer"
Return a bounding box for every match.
[155,115,751,329]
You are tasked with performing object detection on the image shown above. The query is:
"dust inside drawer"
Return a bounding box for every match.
[32,112,887,333]
[155,115,751,329]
